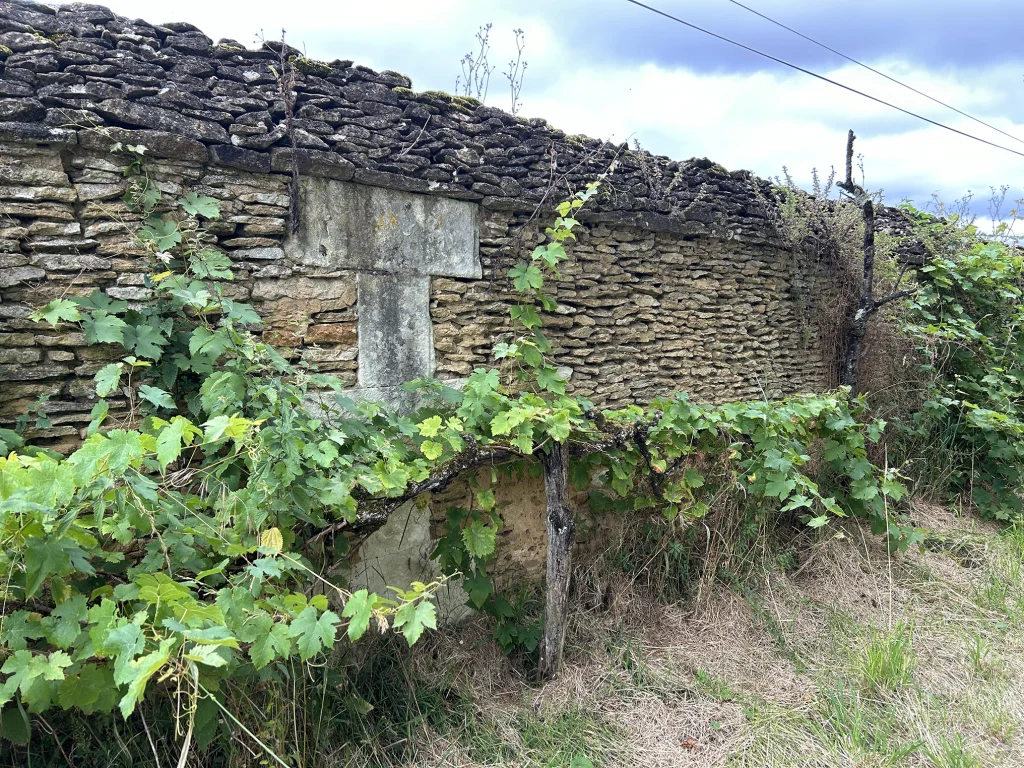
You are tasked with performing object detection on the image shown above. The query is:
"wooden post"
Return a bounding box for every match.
[538,440,574,681]
[844,129,856,191]
[837,129,876,390]
[840,198,875,388]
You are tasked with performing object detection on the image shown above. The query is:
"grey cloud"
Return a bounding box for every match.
[566,0,1024,76]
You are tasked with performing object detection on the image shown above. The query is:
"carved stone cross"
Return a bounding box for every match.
[285,177,480,405]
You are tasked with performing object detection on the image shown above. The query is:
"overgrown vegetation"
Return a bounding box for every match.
[2,130,1023,766]
[898,207,1024,520]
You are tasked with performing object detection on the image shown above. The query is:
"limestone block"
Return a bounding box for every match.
[357,273,432,388]
[251,276,356,305]
[349,501,471,625]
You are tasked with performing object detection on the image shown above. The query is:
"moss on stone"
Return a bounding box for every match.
[423,90,453,104]
[452,96,481,109]
[688,157,729,175]
[381,70,412,87]
[293,56,333,75]
[0,45,11,58]
[392,86,415,99]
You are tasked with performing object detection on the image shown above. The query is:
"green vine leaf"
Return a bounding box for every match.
[764,474,797,499]
[393,601,436,646]
[33,299,81,326]
[463,570,493,608]
[342,590,374,642]
[417,416,442,437]
[40,595,87,650]
[138,385,175,410]
[118,638,177,718]
[420,440,443,461]
[139,216,182,251]
[83,312,129,345]
[289,607,339,661]
[462,521,497,559]
[179,192,221,219]
[94,363,124,398]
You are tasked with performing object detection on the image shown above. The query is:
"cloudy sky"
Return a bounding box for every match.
[59,0,1024,219]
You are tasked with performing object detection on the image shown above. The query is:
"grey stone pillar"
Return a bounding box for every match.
[285,177,480,407]
[284,177,480,619]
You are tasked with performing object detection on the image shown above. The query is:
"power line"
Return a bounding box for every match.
[721,0,1024,147]
[622,0,1024,160]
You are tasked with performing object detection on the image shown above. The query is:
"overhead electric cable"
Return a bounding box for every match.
[721,0,1024,147]
[622,0,1024,160]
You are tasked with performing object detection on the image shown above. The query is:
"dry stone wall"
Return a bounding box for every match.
[0,1,847,451]
[437,212,839,407]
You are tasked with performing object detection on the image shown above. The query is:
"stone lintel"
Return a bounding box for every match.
[286,176,480,278]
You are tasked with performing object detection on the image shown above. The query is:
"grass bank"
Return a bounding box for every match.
[332,501,1024,768]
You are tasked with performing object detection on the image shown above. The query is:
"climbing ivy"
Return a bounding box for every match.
[1,145,910,753]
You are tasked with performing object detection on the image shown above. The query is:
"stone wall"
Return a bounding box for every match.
[0,1,865,598]
[0,137,841,446]
[0,1,845,447]
[437,212,840,407]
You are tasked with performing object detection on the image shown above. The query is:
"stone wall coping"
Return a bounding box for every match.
[0,0,777,239]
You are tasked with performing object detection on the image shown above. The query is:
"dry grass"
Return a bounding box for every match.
[353,499,1024,768]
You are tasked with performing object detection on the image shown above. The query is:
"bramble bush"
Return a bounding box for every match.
[0,142,911,759]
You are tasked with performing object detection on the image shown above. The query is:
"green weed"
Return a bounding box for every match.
[860,620,917,691]
[812,681,921,764]
[923,734,982,768]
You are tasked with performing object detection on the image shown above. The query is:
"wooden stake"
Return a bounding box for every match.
[538,440,574,681]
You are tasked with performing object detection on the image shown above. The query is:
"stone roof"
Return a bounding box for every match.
[0,1,776,239]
